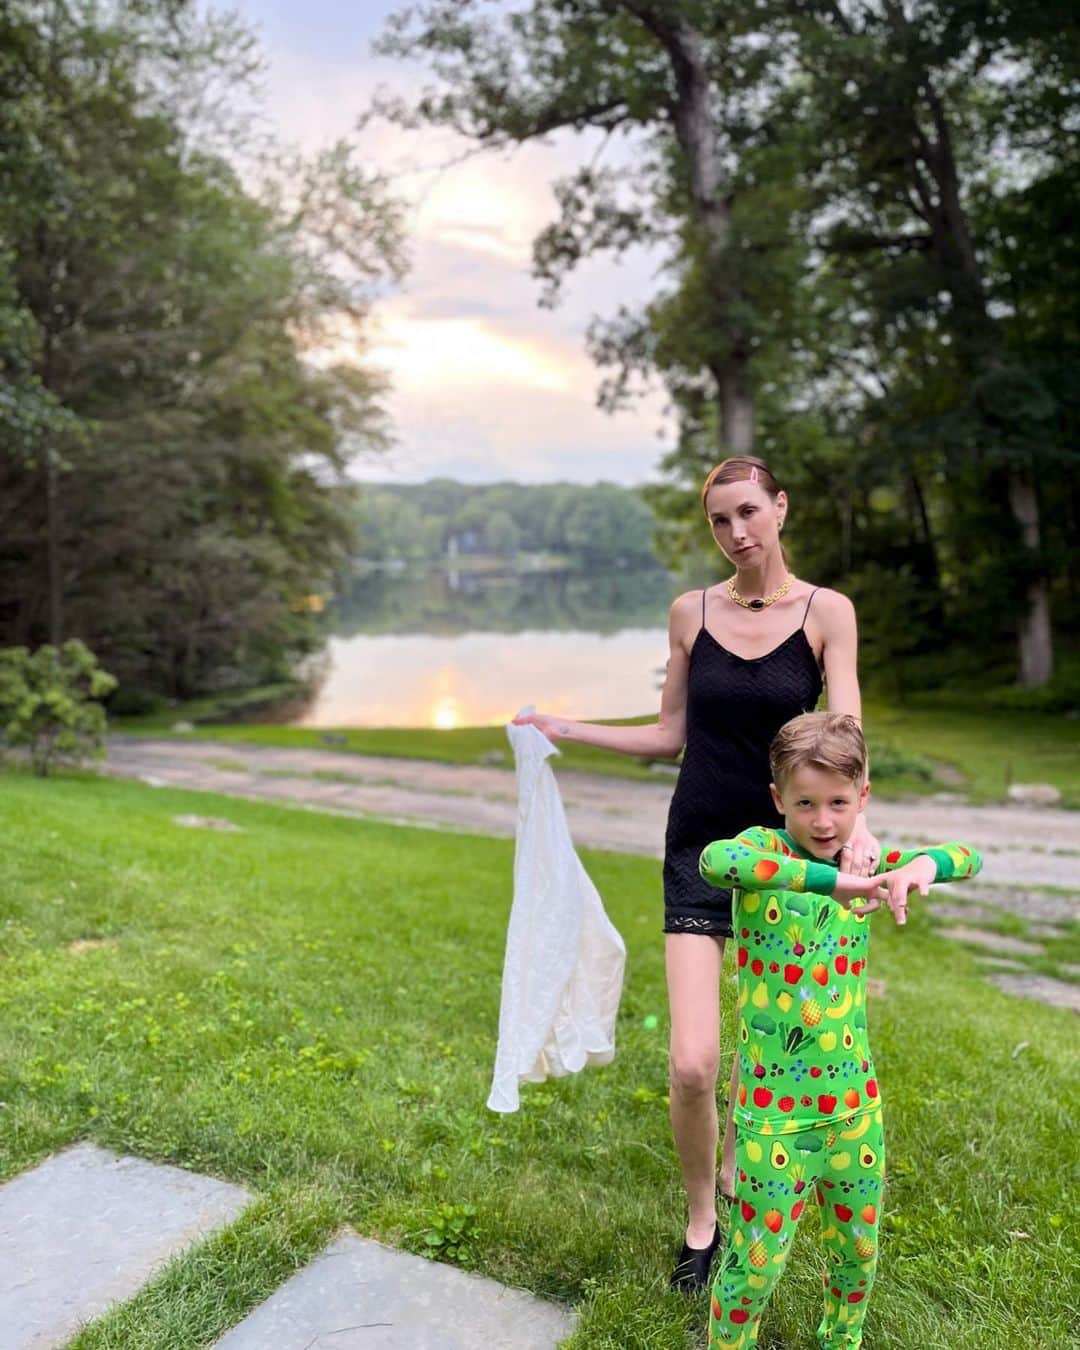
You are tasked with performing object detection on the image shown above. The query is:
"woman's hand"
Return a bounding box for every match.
[511,711,573,742]
[838,813,881,878]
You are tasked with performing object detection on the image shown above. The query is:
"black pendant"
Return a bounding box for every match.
[749,598,765,611]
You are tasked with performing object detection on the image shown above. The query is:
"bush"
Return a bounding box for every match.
[0,641,117,776]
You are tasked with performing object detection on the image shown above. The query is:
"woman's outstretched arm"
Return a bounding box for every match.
[512,590,699,759]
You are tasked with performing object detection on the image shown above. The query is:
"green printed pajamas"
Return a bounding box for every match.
[710,1111,885,1350]
[699,828,982,1348]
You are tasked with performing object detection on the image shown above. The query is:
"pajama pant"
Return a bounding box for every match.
[709,1110,885,1350]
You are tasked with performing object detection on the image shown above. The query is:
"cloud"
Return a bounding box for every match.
[234,1,675,483]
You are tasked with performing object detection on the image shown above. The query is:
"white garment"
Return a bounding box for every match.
[487,721,627,1113]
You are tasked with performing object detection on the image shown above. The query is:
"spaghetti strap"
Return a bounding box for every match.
[801,588,820,628]
[701,587,708,630]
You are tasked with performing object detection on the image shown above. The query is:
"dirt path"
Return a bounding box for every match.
[104,737,1079,1012]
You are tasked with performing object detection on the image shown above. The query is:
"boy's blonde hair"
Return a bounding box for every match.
[769,712,867,788]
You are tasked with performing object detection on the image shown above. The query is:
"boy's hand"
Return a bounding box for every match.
[831,873,890,908]
[851,855,937,925]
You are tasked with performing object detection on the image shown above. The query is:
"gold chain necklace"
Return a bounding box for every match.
[726,572,795,611]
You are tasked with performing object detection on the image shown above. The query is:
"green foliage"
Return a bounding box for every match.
[0,1,404,702]
[0,640,116,776]
[416,1203,481,1264]
[351,481,663,567]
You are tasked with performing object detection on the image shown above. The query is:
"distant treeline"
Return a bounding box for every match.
[351,480,663,568]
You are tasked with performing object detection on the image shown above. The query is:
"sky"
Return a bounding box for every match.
[228,0,672,485]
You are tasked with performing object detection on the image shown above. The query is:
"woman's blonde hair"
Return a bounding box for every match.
[700,455,783,516]
[769,712,867,789]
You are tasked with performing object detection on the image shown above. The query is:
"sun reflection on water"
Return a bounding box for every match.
[431,697,462,730]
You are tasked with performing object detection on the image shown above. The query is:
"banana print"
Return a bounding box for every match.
[825,989,854,1020]
[839,1113,872,1141]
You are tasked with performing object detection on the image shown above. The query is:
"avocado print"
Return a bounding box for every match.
[842,1024,854,1050]
[764,895,783,925]
[769,1140,789,1169]
[859,1143,878,1168]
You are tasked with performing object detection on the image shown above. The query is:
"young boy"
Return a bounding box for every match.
[698,711,981,1350]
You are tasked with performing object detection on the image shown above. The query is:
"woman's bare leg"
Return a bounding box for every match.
[666,932,725,1248]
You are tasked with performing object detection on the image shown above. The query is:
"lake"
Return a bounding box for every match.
[293,566,675,729]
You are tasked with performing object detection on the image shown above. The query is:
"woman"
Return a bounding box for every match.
[515,456,879,1290]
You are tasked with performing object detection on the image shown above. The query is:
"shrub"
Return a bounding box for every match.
[0,641,117,776]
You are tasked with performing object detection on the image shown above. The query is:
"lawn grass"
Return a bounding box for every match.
[861,698,1080,807]
[116,700,1080,806]
[1,771,1076,1348]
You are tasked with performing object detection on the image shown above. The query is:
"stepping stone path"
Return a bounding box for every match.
[0,1144,573,1349]
[987,973,1080,1014]
[934,925,1046,957]
[0,1142,249,1348]
[215,1231,574,1349]
[925,882,1079,1013]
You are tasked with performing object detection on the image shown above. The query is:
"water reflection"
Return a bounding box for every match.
[297,567,675,728]
[327,565,675,637]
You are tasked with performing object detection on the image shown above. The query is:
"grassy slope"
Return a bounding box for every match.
[0,772,1075,1347]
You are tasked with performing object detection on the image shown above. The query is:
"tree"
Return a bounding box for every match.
[485,509,521,556]
[788,0,1078,686]
[376,0,1077,687]
[0,1,406,699]
[376,1,795,459]
[0,641,116,776]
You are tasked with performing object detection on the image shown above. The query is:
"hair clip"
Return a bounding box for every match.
[749,466,759,483]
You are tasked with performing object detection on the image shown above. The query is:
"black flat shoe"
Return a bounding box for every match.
[670,1221,722,1292]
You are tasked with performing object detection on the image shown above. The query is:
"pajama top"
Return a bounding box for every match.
[699,829,982,1137]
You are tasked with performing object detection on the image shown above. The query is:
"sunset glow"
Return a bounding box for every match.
[370,311,572,394]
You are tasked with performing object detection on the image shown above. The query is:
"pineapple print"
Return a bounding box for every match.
[800,989,823,1027]
[852,1226,876,1259]
[748,1227,768,1268]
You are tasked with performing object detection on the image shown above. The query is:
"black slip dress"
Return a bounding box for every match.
[663,587,823,938]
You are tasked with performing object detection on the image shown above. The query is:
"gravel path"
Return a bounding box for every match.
[104,737,1079,1012]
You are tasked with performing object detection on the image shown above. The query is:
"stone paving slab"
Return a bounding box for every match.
[926,901,1005,924]
[0,1142,251,1349]
[936,925,1046,956]
[986,973,1080,1014]
[214,1230,574,1349]
[959,887,1077,925]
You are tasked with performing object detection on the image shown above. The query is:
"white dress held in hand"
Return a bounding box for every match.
[487,720,627,1113]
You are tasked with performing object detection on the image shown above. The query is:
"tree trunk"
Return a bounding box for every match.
[718,358,754,453]
[1008,469,1053,687]
[45,448,63,646]
[635,6,751,455]
[912,85,1053,684]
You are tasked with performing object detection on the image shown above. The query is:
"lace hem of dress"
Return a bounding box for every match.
[663,913,733,936]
